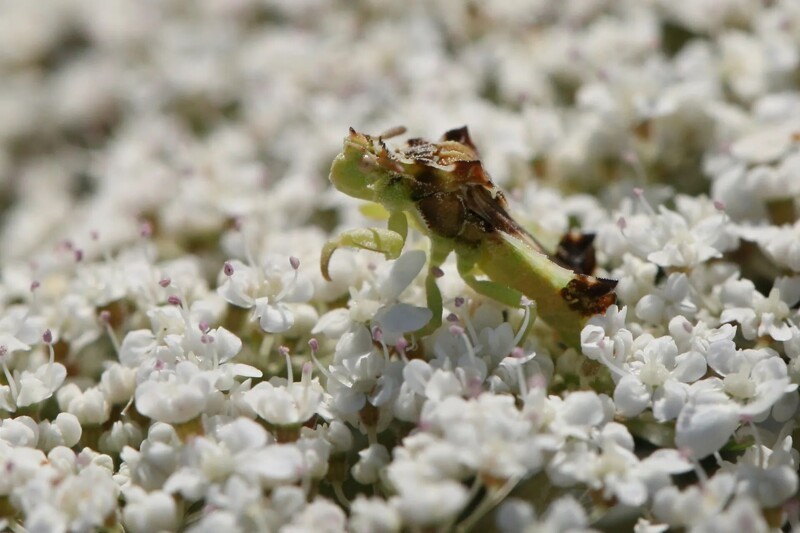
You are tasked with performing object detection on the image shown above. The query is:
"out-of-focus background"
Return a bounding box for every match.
[2,0,798,267]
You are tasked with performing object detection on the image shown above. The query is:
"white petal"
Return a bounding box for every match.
[635,295,665,324]
[213,327,242,363]
[311,308,352,338]
[614,375,651,418]
[377,250,426,301]
[772,391,799,422]
[675,401,739,459]
[374,303,432,334]
[230,363,263,378]
[424,370,463,402]
[652,380,687,421]
[258,301,294,333]
[640,449,693,475]
[248,444,304,485]
[561,391,605,427]
[402,360,432,396]
[671,351,706,383]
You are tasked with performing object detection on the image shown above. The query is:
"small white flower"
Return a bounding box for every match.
[121,423,182,491]
[38,413,82,451]
[720,277,799,341]
[349,496,401,533]
[731,435,798,509]
[675,380,740,459]
[635,273,698,325]
[0,416,38,448]
[123,488,179,533]
[244,362,323,427]
[57,384,110,426]
[352,443,390,485]
[135,361,216,424]
[653,471,737,527]
[623,195,735,269]
[317,250,433,343]
[613,335,706,421]
[283,498,347,533]
[217,255,314,333]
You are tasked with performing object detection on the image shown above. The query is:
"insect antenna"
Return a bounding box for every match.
[378,125,407,140]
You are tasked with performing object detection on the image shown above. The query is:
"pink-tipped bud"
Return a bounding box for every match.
[616,216,627,230]
[74,249,84,262]
[90,230,99,241]
[42,329,53,344]
[632,187,644,197]
[279,345,290,357]
[200,334,214,344]
[308,338,319,353]
[159,277,171,288]
[139,221,153,238]
[99,310,111,324]
[395,337,409,352]
[30,281,40,292]
[529,374,547,390]
[289,256,300,270]
[223,261,234,276]
[449,324,465,336]
[713,199,726,211]
[167,295,181,306]
[511,347,525,358]
[198,321,209,333]
[371,326,383,342]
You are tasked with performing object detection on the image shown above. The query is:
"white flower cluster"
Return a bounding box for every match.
[1,0,799,531]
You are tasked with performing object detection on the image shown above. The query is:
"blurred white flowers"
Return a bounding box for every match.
[0,0,798,531]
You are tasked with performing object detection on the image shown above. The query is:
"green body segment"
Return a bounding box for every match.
[477,231,586,346]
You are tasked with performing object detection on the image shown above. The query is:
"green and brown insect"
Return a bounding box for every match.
[321,126,617,348]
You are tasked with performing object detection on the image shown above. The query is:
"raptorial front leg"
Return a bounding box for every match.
[321,227,406,281]
[414,237,453,337]
[456,253,538,345]
[456,253,524,308]
[387,210,408,244]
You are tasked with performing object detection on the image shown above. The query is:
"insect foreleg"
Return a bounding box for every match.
[387,210,408,243]
[320,227,406,281]
[413,237,453,337]
[456,252,523,308]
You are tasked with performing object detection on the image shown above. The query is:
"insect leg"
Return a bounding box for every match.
[456,252,523,308]
[387,210,408,243]
[413,236,453,336]
[320,226,405,281]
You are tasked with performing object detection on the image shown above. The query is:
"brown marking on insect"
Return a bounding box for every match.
[555,231,597,275]
[404,140,438,165]
[560,276,618,316]
[442,126,478,152]
[417,192,467,239]
[462,183,550,253]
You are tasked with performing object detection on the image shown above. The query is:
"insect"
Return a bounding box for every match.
[321,126,617,348]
